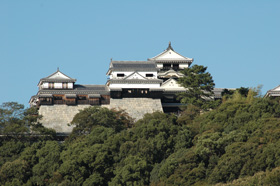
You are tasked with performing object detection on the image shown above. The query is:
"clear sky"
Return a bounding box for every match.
[1,1,279,107]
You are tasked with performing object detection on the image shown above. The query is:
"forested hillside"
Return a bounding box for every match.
[1,90,280,185]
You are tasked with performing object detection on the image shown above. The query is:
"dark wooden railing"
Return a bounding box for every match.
[39,97,110,106]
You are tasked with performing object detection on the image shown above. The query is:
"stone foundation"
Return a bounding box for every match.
[39,105,91,133]
[108,98,163,121]
[39,98,163,133]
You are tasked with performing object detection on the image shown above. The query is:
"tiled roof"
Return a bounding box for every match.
[107,61,158,73]
[107,79,163,84]
[154,60,193,63]
[264,85,280,97]
[148,43,193,62]
[213,88,236,98]
[162,88,234,99]
[88,94,101,98]
[38,69,77,85]
[65,94,76,98]
[38,84,110,95]
[39,79,76,83]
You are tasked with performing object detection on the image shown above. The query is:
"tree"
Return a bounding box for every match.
[70,106,133,137]
[109,155,151,186]
[0,159,30,186]
[178,65,216,110]
[31,141,62,185]
[0,102,56,139]
[0,102,28,137]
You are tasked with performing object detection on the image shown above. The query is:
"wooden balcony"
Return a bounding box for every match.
[38,95,110,106]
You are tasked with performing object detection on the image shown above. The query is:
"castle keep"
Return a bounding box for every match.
[30,43,223,133]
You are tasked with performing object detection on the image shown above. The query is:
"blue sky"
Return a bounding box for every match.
[1,1,279,107]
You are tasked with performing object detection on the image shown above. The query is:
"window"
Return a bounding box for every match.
[117,73,125,77]
[173,64,179,70]
[141,89,148,94]
[163,64,171,69]
[146,74,153,77]
[40,97,52,102]
[78,96,87,100]
[54,96,63,100]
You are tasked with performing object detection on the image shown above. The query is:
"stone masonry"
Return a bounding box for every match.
[108,98,163,121]
[39,105,91,133]
[39,98,163,133]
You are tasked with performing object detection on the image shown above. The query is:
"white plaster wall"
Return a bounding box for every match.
[54,83,62,89]
[156,63,163,68]
[111,71,134,79]
[42,82,49,89]
[111,71,157,79]
[109,83,160,89]
[138,72,157,79]
[179,64,189,69]
[49,72,69,79]
[156,49,192,60]
[161,80,185,90]
[274,86,280,91]
[68,83,73,89]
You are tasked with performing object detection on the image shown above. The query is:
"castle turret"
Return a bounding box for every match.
[29,69,110,133]
[148,42,193,78]
[106,60,163,98]
[37,68,76,90]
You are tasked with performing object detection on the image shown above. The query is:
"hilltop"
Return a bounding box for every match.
[1,90,280,185]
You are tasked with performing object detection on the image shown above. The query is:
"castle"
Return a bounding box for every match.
[30,43,224,133]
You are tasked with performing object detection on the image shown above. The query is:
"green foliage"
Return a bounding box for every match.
[0,140,26,167]
[178,65,216,110]
[0,159,30,186]
[2,95,280,185]
[31,141,62,185]
[131,112,193,163]
[59,126,119,185]
[208,142,259,183]
[150,92,280,185]
[70,106,132,137]
[109,155,151,186]
[177,104,200,125]
[214,166,280,186]
[0,102,56,139]
[150,149,202,186]
[0,102,28,136]
[237,87,249,97]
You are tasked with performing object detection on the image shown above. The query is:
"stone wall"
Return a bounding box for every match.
[39,98,163,133]
[108,98,163,121]
[39,105,91,133]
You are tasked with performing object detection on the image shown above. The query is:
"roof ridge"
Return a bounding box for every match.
[43,69,76,81]
[167,41,174,51]
[148,43,193,61]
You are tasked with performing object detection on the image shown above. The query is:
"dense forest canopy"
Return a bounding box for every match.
[1,89,280,185]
